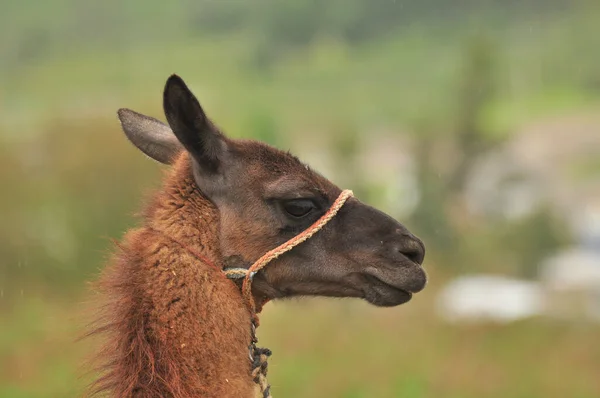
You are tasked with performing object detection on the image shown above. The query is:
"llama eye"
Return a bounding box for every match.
[282,199,316,218]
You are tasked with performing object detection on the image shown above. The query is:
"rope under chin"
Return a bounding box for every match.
[223,189,353,398]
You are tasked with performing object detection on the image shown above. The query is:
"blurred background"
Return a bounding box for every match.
[1,1,600,397]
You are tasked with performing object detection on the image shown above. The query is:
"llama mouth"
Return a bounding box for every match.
[362,274,413,307]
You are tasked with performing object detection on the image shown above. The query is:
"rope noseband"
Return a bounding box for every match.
[223,189,353,398]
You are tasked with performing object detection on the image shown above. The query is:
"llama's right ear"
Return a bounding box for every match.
[163,74,226,174]
[117,108,183,165]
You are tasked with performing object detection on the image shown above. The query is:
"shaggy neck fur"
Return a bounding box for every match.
[90,155,256,397]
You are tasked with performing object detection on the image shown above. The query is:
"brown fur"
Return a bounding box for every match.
[89,155,256,397]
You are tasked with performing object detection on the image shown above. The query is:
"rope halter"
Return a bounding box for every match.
[224,189,354,313]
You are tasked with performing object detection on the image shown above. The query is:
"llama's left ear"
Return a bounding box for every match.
[117,108,183,165]
[163,74,227,174]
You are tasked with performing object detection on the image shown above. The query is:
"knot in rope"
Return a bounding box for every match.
[250,346,272,398]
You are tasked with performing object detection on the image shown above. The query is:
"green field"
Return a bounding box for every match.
[1,1,600,397]
[2,288,599,397]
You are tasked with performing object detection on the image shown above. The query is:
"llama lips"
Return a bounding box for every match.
[361,274,413,307]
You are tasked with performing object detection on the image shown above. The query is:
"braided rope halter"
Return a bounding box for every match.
[223,189,354,398]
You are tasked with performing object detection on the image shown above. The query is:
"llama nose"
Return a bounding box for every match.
[392,233,425,265]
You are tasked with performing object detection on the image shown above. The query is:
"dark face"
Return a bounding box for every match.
[118,75,427,307]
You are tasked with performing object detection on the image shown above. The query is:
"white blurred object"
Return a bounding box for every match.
[465,114,600,222]
[540,249,600,291]
[574,201,600,251]
[437,249,600,324]
[538,202,600,321]
[539,249,600,321]
[436,275,544,323]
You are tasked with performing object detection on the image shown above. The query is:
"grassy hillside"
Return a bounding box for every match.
[1,2,600,397]
[2,1,599,136]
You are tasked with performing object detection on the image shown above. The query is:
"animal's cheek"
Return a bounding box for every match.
[218,223,278,260]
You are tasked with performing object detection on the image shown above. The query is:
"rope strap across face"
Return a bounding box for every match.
[224,189,354,312]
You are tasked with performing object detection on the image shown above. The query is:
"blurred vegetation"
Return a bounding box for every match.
[1,1,599,397]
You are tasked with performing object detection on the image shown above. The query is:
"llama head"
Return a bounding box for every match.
[117,75,426,307]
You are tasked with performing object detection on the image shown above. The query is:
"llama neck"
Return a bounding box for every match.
[93,157,256,398]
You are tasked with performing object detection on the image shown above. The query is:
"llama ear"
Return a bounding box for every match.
[162,74,226,174]
[117,108,183,165]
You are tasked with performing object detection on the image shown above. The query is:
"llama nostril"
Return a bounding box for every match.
[395,236,425,265]
[403,246,424,264]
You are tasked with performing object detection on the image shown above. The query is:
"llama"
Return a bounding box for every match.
[88,75,427,398]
